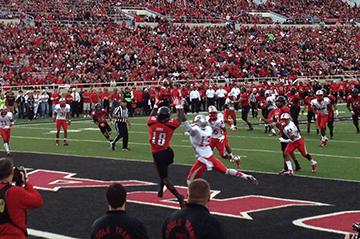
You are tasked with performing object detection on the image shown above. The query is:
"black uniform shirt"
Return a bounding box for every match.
[162,203,226,239]
[91,210,149,239]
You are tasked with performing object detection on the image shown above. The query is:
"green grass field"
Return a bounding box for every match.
[10,105,360,182]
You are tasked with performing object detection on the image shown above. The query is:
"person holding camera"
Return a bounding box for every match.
[0,158,43,238]
[91,183,149,239]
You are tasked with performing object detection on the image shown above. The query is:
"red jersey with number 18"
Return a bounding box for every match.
[148,116,180,153]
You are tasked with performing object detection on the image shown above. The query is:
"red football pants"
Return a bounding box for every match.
[56,120,68,133]
[284,138,308,157]
[187,155,227,182]
[224,109,236,126]
[0,128,11,143]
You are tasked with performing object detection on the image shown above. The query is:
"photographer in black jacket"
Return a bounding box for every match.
[91,183,149,239]
[162,178,226,239]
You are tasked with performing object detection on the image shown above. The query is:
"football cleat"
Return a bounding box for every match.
[311,162,317,173]
[230,125,237,131]
[283,170,294,176]
[320,139,328,147]
[64,141,69,146]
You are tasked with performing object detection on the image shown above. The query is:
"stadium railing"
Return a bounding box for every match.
[2,74,359,92]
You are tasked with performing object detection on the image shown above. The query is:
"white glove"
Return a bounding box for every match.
[242,173,258,185]
[184,131,190,136]
[335,110,339,117]
[279,137,291,143]
[351,110,355,115]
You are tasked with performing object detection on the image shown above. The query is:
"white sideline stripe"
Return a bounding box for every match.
[11,135,360,160]
[11,149,360,183]
[13,126,360,144]
[28,228,79,239]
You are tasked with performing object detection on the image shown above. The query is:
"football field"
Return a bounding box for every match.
[11,111,360,181]
[6,108,360,239]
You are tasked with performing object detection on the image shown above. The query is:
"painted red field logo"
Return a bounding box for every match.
[127,186,330,220]
[27,169,156,191]
[293,211,360,235]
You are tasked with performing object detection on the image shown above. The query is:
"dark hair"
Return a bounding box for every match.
[0,158,14,180]
[106,183,127,209]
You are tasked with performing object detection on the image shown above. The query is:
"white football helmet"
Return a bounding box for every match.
[208,105,218,120]
[193,114,208,129]
[280,113,291,120]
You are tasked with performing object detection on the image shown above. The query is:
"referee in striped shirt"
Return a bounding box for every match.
[111,101,131,151]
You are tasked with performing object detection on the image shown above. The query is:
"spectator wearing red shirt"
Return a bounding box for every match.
[133,87,144,116]
[110,88,122,112]
[101,88,110,114]
[0,158,43,239]
[90,89,99,109]
[82,89,92,118]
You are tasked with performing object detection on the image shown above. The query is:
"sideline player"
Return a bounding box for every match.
[239,87,254,130]
[347,88,360,133]
[92,103,112,141]
[52,98,71,146]
[279,113,317,175]
[311,90,332,147]
[207,105,241,167]
[148,103,185,207]
[303,90,317,134]
[0,106,14,155]
[176,106,257,186]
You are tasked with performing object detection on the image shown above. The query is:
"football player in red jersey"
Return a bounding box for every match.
[239,87,253,130]
[287,87,301,129]
[347,88,360,133]
[302,90,317,134]
[148,104,185,207]
[92,103,112,141]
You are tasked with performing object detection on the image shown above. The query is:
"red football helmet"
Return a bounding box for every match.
[1,106,7,116]
[208,105,218,120]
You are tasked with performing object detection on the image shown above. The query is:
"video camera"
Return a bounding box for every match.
[13,166,26,187]
[353,223,360,239]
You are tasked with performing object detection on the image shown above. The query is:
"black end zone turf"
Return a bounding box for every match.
[9,152,360,239]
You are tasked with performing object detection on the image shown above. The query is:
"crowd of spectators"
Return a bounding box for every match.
[0,21,359,87]
[259,0,360,23]
[2,0,359,24]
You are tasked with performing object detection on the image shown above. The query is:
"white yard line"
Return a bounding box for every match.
[12,149,360,183]
[28,228,80,239]
[12,135,360,160]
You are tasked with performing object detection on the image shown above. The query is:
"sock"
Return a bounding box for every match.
[226,168,239,176]
[305,154,312,161]
[3,143,9,153]
[285,161,293,171]
[284,162,288,170]
[294,160,301,168]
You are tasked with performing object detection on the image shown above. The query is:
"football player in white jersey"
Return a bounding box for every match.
[52,98,71,146]
[176,105,257,186]
[311,90,332,147]
[207,106,241,167]
[0,106,14,155]
[279,113,317,175]
[224,95,238,130]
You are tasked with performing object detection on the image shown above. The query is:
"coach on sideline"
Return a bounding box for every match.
[0,158,43,238]
[91,183,149,239]
[162,178,226,239]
